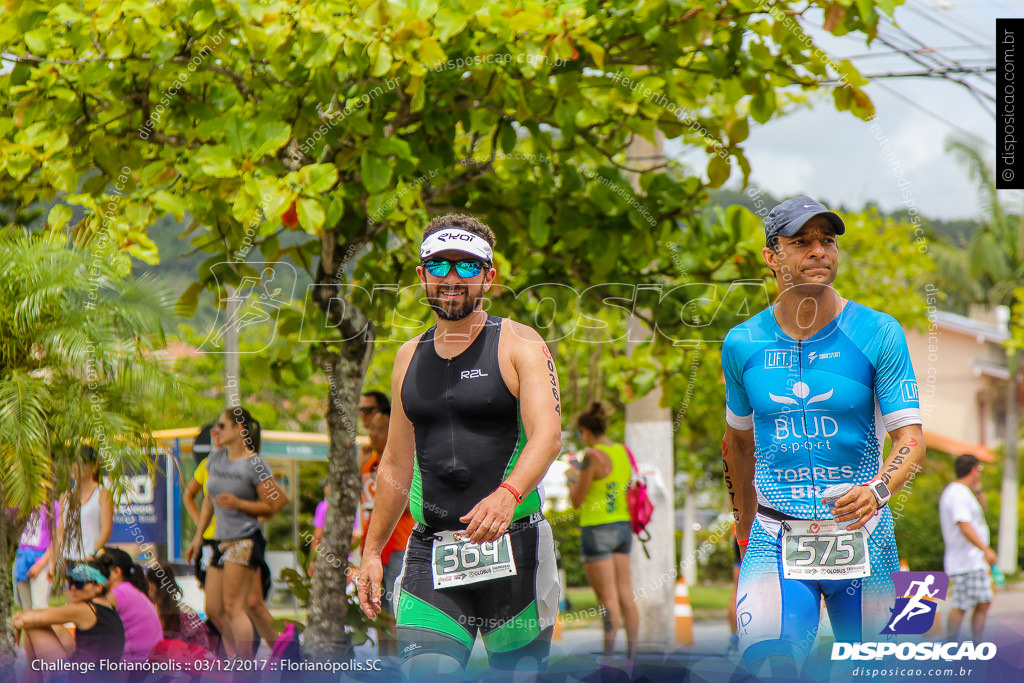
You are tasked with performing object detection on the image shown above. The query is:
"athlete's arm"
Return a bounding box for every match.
[568,457,596,509]
[185,496,214,563]
[183,478,203,526]
[723,428,756,558]
[215,475,286,518]
[264,478,290,516]
[358,339,418,619]
[13,601,97,631]
[834,423,925,531]
[51,494,67,577]
[956,521,999,565]
[95,488,114,553]
[568,450,611,508]
[460,322,562,544]
[973,487,989,513]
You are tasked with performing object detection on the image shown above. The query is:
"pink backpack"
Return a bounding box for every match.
[624,446,655,558]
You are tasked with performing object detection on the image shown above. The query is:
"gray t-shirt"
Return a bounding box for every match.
[205,447,273,540]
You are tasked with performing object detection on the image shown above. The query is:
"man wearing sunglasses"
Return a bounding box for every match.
[359,391,390,430]
[358,214,562,677]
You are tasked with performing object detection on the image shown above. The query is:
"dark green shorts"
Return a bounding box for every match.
[394,513,558,669]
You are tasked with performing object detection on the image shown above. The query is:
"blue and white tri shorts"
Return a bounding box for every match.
[736,509,899,664]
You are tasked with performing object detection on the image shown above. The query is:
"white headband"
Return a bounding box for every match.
[420,228,493,262]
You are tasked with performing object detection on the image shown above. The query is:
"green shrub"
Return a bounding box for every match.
[548,508,587,586]
[890,450,1023,573]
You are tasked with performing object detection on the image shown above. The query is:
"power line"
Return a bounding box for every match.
[843,47,994,61]
[872,80,991,147]
[910,0,992,45]
[905,4,992,51]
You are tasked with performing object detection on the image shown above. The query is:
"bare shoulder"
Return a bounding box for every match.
[501,319,548,357]
[391,333,426,407]
[393,334,426,375]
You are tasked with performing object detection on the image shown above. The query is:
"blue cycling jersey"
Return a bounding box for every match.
[722,300,921,520]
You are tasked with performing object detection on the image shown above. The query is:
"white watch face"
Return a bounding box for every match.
[872,481,890,501]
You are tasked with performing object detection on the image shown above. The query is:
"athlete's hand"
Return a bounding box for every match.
[357,555,384,619]
[214,492,241,510]
[185,535,203,564]
[28,559,45,580]
[833,487,878,531]
[984,547,998,566]
[460,488,517,544]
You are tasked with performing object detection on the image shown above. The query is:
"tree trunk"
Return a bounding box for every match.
[0,502,25,677]
[301,224,379,659]
[304,341,372,659]
[997,356,1020,576]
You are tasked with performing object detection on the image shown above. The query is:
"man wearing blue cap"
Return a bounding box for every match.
[721,196,926,675]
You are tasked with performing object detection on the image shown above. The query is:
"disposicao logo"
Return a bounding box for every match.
[832,571,996,663]
[882,571,947,635]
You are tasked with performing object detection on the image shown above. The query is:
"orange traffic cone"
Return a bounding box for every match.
[675,579,694,646]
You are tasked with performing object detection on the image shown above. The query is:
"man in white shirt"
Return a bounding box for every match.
[938,454,998,641]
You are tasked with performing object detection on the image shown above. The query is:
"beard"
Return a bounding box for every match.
[425,282,482,321]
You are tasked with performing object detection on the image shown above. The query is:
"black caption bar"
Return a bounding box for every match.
[998,18,1024,190]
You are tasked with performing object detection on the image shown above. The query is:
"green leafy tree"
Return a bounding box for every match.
[0,229,179,665]
[929,138,1024,574]
[157,322,329,432]
[0,0,901,656]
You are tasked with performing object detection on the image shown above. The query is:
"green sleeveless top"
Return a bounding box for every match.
[578,443,631,527]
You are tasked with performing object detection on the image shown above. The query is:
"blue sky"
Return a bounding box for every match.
[674,0,1006,221]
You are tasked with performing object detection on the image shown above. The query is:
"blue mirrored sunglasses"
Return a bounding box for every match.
[422,258,488,278]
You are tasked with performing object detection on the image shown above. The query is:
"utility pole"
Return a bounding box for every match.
[225,286,240,407]
[998,353,1020,576]
[624,134,676,651]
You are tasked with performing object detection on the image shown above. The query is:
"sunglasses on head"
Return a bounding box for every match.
[422,258,488,278]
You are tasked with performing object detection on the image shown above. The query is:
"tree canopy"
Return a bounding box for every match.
[0,0,910,656]
[0,228,179,662]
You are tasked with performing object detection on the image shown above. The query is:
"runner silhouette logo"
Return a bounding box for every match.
[882,571,949,635]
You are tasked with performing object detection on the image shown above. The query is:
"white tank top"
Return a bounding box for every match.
[69,486,103,559]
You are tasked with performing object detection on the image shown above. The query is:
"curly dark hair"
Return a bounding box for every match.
[423,213,496,249]
[362,390,391,416]
[576,402,608,437]
[95,546,149,595]
[226,406,261,453]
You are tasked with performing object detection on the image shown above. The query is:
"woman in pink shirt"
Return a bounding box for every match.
[95,547,163,663]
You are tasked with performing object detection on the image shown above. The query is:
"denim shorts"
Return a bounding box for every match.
[580,521,632,563]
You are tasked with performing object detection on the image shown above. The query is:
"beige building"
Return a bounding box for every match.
[905,306,1012,462]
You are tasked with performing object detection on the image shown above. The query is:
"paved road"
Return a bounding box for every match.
[456,583,1024,681]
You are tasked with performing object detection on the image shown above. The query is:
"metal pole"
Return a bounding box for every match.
[225,285,239,407]
[292,458,300,610]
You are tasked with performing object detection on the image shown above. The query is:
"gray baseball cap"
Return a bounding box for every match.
[765,196,845,245]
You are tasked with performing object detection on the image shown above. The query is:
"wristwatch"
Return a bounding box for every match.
[866,479,891,507]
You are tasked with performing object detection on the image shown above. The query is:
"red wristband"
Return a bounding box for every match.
[737,537,749,547]
[499,482,523,503]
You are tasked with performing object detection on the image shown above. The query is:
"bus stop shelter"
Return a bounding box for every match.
[148,428,364,576]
